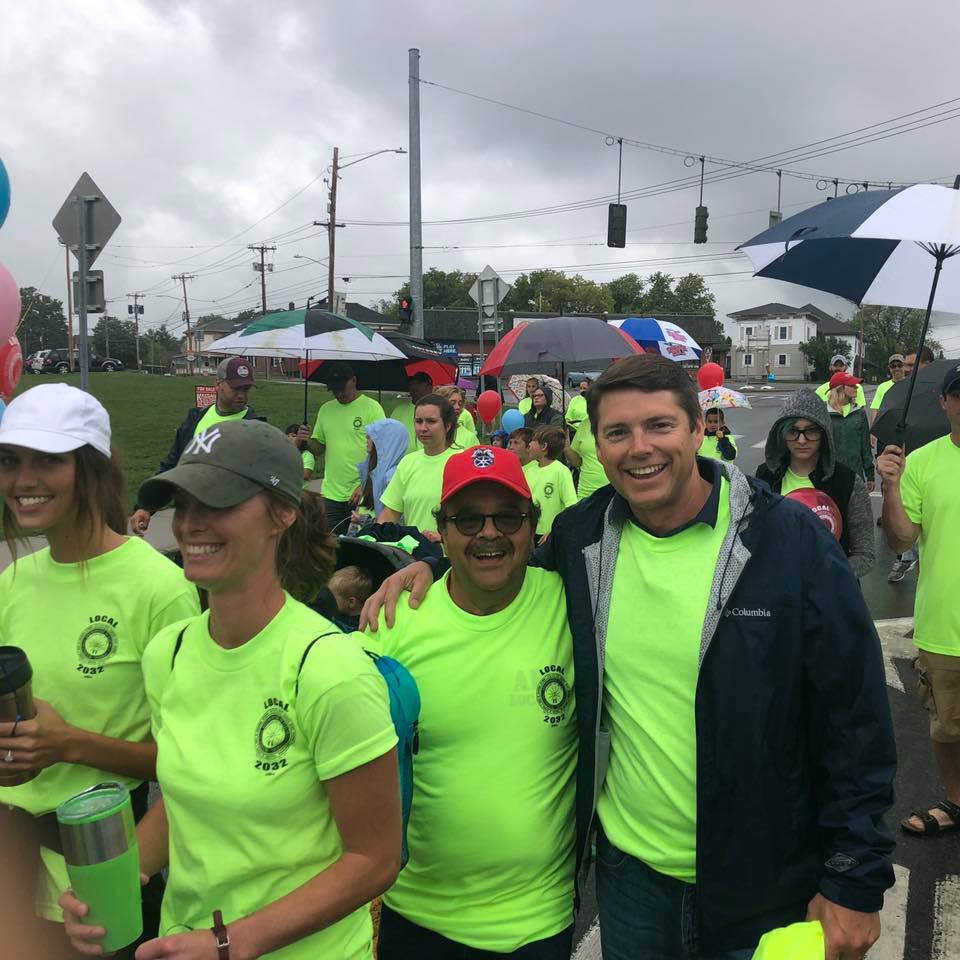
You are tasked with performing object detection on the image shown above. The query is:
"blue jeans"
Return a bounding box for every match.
[596,827,755,960]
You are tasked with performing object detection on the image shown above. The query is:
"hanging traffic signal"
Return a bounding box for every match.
[694,205,709,244]
[607,203,627,248]
[399,295,413,322]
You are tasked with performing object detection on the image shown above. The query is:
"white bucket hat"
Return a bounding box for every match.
[0,384,111,457]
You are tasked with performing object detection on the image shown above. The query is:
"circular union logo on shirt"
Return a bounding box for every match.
[353,416,363,430]
[543,482,555,497]
[254,707,296,760]
[536,667,571,720]
[76,623,118,664]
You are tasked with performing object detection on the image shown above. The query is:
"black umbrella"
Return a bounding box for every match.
[873,358,956,452]
[303,333,458,391]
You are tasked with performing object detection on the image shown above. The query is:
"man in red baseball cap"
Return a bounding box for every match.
[368,444,578,959]
[128,356,258,534]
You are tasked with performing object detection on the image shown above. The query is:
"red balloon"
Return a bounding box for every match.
[697,362,725,390]
[476,389,502,424]
[785,488,843,541]
[0,335,21,402]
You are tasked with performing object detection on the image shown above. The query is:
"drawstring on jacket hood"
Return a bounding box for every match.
[763,389,836,480]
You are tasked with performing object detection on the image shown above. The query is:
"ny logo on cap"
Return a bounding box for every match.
[185,427,222,456]
[472,447,495,469]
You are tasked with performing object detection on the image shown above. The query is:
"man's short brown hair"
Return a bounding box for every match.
[532,425,566,459]
[587,354,703,434]
[509,427,533,445]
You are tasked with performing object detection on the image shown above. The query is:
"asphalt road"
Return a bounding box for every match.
[2,388,955,958]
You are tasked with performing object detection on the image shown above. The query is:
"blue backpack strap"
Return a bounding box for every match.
[294,632,342,695]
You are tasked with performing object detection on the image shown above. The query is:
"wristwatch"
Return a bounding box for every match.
[211,910,230,959]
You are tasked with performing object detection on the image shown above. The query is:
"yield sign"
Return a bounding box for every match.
[469,264,512,318]
[52,172,121,267]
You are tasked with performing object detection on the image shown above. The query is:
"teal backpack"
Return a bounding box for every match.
[363,650,420,868]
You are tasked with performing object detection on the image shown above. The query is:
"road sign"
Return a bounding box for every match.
[52,172,121,267]
[469,265,511,319]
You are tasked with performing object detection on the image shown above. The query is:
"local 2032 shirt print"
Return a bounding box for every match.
[143,595,396,960]
[0,536,200,918]
[369,567,577,953]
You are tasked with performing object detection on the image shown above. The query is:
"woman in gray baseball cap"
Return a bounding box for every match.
[62,419,402,959]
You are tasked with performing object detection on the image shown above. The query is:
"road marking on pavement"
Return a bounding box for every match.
[932,875,960,960]
[572,919,601,960]
[751,441,767,448]
[875,617,914,693]
[872,863,909,960]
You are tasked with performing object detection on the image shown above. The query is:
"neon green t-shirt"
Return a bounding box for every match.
[369,568,576,952]
[816,380,866,408]
[455,409,478,449]
[522,459,539,485]
[195,404,249,434]
[380,447,458,533]
[697,433,738,462]
[530,459,577,535]
[311,395,385,502]
[0,537,200,919]
[518,397,532,416]
[900,435,960,656]
[143,596,397,960]
[565,394,587,428]
[780,468,815,497]
[870,379,897,410]
[598,479,731,882]
[390,399,421,454]
[571,419,608,500]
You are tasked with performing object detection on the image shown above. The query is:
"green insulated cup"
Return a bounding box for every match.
[57,782,143,953]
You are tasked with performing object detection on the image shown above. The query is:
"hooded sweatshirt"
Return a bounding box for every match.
[756,390,876,579]
[825,394,875,483]
[523,383,565,428]
[358,419,410,516]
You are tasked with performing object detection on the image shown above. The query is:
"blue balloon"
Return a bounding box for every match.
[501,408,524,432]
[0,158,8,230]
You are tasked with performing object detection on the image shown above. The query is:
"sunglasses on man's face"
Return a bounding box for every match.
[441,510,530,536]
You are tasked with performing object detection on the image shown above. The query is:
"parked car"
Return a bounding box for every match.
[32,347,125,374]
[566,370,604,388]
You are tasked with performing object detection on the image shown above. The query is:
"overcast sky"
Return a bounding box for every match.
[2,0,959,350]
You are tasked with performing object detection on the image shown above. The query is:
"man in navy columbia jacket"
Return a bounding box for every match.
[533,355,895,959]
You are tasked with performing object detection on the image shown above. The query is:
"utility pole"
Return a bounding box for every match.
[127,292,144,370]
[409,48,424,338]
[62,240,74,355]
[328,148,339,313]
[249,244,276,313]
[172,273,196,375]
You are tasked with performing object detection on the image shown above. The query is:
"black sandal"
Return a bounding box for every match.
[900,799,960,836]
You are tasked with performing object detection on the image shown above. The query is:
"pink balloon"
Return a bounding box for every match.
[0,335,21,401]
[476,389,502,424]
[697,362,725,390]
[0,263,20,343]
[785,488,843,541]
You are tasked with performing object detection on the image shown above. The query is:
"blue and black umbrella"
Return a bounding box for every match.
[739,180,960,437]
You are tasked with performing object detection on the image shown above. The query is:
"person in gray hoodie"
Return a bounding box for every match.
[757,389,876,578]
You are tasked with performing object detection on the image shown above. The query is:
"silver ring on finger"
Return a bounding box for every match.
[3,749,13,762]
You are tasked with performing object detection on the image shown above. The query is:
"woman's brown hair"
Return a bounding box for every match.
[270,490,338,603]
[2,445,126,565]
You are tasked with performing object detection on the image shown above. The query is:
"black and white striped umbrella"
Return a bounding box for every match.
[738,182,960,312]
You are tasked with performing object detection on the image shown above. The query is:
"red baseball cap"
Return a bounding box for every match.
[440,445,532,505]
[829,371,862,389]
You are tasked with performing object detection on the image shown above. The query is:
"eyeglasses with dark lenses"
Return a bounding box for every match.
[889,362,903,369]
[785,427,822,442]
[442,511,529,536]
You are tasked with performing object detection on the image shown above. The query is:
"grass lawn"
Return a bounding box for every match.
[13,372,409,508]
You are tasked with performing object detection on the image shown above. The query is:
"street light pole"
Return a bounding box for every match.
[409,48,424,338]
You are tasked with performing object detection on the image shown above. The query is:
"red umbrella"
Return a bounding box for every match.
[479,316,642,377]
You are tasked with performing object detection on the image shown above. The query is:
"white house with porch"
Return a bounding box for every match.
[727,302,861,381]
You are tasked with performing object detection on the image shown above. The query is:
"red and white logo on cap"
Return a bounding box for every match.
[441,444,531,504]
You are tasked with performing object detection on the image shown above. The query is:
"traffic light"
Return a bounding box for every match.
[399,295,413,322]
[607,203,627,248]
[694,205,709,244]
[127,303,144,315]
